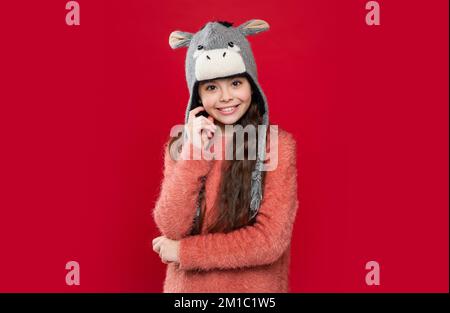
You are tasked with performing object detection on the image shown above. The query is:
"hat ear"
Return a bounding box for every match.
[238,19,270,36]
[168,31,193,49]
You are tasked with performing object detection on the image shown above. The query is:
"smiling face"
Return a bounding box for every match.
[198,75,253,130]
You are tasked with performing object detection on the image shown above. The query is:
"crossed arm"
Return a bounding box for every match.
[153,132,298,271]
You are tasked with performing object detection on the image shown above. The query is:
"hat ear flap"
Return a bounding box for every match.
[238,19,270,36]
[169,31,193,49]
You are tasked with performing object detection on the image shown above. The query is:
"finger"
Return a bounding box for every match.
[189,106,205,119]
[207,115,215,124]
[152,236,164,246]
[195,123,215,137]
[161,256,169,265]
[153,243,161,254]
[152,237,165,250]
[159,247,169,263]
[201,131,212,148]
[199,120,216,130]
[193,125,214,139]
[207,128,216,139]
[202,125,216,134]
[153,238,165,253]
[201,129,208,142]
[198,116,216,128]
[202,129,215,142]
[155,238,165,249]
[196,117,215,132]
[152,242,161,253]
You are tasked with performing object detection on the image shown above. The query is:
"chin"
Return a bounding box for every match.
[215,115,242,126]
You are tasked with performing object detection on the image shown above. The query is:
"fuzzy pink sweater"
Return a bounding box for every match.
[153,128,298,293]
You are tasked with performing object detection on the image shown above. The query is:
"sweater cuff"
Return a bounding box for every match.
[178,235,200,271]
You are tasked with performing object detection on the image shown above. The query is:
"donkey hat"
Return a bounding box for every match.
[168,19,270,220]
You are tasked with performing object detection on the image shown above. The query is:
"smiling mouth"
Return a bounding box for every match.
[217,104,240,114]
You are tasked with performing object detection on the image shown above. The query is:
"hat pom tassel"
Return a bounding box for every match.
[250,167,263,219]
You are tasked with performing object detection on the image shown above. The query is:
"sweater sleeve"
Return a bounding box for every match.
[177,131,299,271]
[152,139,213,240]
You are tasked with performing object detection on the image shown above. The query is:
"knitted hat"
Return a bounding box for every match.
[168,19,270,220]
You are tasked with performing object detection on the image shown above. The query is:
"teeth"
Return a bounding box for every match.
[219,105,238,113]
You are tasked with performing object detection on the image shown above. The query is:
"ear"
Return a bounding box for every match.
[168,30,193,49]
[238,19,270,36]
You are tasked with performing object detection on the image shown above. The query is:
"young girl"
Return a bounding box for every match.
[152,19,298,293]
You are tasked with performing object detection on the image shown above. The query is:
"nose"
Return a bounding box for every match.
[220,86,233,102]
[205,52,227,60]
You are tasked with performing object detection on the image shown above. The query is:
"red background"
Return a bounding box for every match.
[0,0,448,292]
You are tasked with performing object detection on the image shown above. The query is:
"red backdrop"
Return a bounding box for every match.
[0,0,448,292]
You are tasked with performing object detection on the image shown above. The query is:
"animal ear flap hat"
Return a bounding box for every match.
[168,19,270,220]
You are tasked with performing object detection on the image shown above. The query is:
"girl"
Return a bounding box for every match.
[152,19,298,293]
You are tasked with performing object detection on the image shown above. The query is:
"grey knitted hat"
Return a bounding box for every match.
[168,19,270,220]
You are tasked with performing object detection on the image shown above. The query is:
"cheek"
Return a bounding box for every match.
[199,92,215,107]
[201,100,216,113]
[239,101,252,115]
[236,87,252,102]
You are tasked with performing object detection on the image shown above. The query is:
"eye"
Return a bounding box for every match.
[197,45,204,50]
[232,80,242,87]
[228,42,234,48]
[206,85,216,91]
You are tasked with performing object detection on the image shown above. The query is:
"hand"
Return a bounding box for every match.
[152,235,180,264]
[183,106,217,153]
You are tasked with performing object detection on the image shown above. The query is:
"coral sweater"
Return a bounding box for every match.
[153,127,298,293]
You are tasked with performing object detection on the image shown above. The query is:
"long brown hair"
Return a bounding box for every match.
[168,80,267,234]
